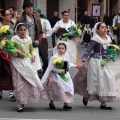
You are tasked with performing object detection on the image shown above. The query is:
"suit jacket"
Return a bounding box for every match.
[16,14,43,42]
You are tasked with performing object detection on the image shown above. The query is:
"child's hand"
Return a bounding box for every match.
[76,60,84,69]
[106,55,111,62]
[17,50,24,57]
[33,40,39,45]
[61,69,65,74]
[31,56,35,62]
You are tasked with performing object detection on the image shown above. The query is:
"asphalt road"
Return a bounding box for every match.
[0,36,120,120]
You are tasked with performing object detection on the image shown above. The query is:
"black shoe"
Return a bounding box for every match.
[49,103,56,109]
[17,107,23,112]
[100,105,112,110]
[63,105,72,110]
[83,97,88,106]
[0,95,2,100]
[37,69,43,79]
[9,95,16,102]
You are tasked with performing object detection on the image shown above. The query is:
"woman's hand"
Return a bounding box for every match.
[106,55,111,62]
[33,40,39,45]
[76,60,84,69]
[43,30,47,34]
[31,56,35,62]
[61,69,65,74]
[17,50,24,57]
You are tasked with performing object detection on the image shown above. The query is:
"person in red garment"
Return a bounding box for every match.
[0,9,15,101]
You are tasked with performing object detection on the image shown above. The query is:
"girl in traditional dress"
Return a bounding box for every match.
[73,22,116,110]
[41,41,78,110]
[52,10,78,64]
[10,23,43,112]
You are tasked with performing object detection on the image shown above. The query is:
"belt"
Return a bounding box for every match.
[42,38,47,42]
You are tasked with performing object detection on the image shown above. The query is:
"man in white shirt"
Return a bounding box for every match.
[113,10,120,44]
[16,0,43,79]
[33,8,52,75]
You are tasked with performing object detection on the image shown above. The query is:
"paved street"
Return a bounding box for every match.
[0,36,120,120]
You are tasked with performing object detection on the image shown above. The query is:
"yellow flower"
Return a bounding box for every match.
[0,38,7,50]
[0,29,2,34]
[84,28,87,31]
[111,44,120,50]
[1,40,6,46]
[0,25,10,33]
[53,57,64,64]
[77,29,82,36]
[113,27,117,30]
[4,25,10,30]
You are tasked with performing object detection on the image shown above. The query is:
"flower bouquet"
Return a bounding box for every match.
[101,44,120,67]
[0,38,31,58]
[53,57,68,82]
[0,25,13,38]
[0,38,17,54]
[62,26,82,41]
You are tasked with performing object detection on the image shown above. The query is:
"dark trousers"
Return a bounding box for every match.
[52,33,58,48]
[39,40,48,74]
[117,28,120,44]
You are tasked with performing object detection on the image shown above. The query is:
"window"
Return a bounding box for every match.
[47,0,59,19]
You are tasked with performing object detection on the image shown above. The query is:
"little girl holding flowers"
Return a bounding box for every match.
[41,41,78,110]
[9,23,43,112]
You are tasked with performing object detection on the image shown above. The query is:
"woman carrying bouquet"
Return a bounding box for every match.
[73,22,117,110]
[41,41,78,110]
[52,10,78,64]
[0,9,15,101]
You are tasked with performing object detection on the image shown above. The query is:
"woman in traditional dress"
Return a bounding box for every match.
[10,23,43,112]
[82,24,92,46]
[41,41,78,110]
[0,9,15,101]
[52,10,78,64]
[73,22,116,110]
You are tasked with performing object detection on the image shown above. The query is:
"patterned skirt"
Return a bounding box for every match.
[11,64,41,104]
[41,71,74,103]
[73,59,116,103]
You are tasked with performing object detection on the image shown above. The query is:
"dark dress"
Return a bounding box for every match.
[0,22,14,90]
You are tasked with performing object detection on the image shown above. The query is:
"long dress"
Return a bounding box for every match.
[0,22,14,90]
[10,35,43,104]
[52,19,78,64]
[73,35,116,102]
[41,52,76,103]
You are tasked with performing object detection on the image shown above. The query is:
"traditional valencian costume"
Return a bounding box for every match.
[52,19,78,64]
[10,33,43,111]
[0,22,15,100]
[41,41,76,107]
[0,23,14,90]
[73,24,117,109]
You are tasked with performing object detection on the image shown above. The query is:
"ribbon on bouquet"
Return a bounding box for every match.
[59,73,68,83]
[62,26,82,41]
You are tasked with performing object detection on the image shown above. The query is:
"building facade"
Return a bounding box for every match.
[0,0,120,23]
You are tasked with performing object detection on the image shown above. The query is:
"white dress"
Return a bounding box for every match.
[11,35,43,91]
[52,19,78,64]
[41,52,76,103]
[73,35,116,102]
